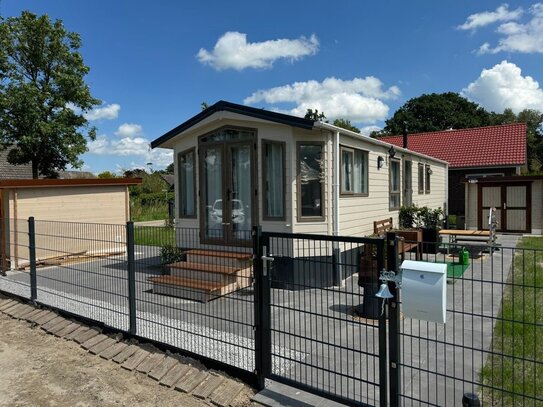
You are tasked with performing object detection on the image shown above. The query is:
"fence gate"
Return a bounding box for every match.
[254,229,387,407]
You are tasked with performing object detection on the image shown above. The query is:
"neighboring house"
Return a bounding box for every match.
[380,124,533,232]
[0,178,142,271]
[0,149,33,179]
[151,100,448,251]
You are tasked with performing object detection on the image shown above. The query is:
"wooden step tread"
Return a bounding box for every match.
[148,276,224,293]
[166,261,239,275]
[185,249,252,261]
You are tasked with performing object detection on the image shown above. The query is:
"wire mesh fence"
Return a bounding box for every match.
[0,218,541,407]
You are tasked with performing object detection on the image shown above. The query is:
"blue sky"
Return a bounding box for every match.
[3,1,543,174]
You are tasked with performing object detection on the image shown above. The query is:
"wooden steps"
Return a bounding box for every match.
[149,249,253,302]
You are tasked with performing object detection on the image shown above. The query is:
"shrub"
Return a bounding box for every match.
[160,244,185,264]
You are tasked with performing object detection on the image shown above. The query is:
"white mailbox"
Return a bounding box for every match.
[400,260,447,324]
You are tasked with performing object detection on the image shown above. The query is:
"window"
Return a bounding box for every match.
[262,140,285,220]
[389,159,401,210]
[178,149,196,217]
[298,142,325,220]
[418,163,424,194]
[340,147,368,195]
[425,164,431,193]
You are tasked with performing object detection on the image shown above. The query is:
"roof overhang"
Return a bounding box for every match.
[151,100,315,149]
[462,175,543,184]
[0,178,143,189]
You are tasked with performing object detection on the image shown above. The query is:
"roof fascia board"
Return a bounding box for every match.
[151,100,314,149]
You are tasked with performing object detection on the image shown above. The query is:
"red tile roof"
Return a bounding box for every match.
[379,123,526,168]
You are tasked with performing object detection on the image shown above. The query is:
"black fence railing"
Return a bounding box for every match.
[0,218,541,407]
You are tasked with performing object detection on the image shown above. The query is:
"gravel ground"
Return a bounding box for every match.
[0,276,305,373]
[0,312,212,407]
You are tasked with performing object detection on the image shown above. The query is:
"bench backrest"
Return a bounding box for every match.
[374,217,393,236]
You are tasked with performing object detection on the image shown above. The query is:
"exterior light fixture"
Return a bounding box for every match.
[427,167,433,175]
[377,156,385,169]
[388,145,396,158]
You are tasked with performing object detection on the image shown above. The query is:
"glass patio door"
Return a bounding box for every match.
[200,141,254,245]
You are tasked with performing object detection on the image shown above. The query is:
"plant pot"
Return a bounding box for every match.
[421,227,440,254]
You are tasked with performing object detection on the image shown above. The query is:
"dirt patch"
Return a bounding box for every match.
[0,312,213,406]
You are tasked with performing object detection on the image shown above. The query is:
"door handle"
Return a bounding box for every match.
[503,203,507,210]
[222,222,231,225]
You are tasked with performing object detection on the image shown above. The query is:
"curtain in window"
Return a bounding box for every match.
[179,151,195,216]
[266,143,284,217]
[353,150,366,194]
[342,150,352,192]
[231,145,252,233]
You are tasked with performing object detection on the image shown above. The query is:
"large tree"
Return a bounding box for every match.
[372,92,493,137]
[0,11,100,178]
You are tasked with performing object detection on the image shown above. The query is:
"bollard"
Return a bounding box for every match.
[462,392,481,406]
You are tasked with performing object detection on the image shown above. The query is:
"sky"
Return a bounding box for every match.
[2,1,543,174]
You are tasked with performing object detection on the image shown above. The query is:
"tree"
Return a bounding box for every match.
[304,108,326,121]
[372,92,492,137]
[97,170,118,179]
[333,118,360,133]
[0,11,100,178]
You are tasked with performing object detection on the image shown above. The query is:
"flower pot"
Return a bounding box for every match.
[422,227,440,254]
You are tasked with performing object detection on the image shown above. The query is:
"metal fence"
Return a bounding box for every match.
[0,217,541,407]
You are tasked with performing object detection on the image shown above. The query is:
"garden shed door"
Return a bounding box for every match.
[478,183,531,233]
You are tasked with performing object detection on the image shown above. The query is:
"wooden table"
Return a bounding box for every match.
[439,229,491,245]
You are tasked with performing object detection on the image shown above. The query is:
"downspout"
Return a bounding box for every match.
[333,130,341,285]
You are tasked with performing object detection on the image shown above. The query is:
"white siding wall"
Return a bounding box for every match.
[168,116,448,247]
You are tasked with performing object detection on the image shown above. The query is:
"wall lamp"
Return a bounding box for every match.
[377,156,385,170]
[426,166,433,175]
[388,145,396,158]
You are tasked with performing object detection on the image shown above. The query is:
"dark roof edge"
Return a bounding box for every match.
[151,100,315,148]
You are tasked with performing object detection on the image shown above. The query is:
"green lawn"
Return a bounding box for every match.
[480,236,543,405]
[134,225,175,246]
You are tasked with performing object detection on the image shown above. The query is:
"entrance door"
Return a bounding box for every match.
[479,184,531,233]
[403,160,412,207]
[200,140,255,245]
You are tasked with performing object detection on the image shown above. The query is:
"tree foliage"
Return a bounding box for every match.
[0,11,100,178]
[372,92,492,137]
[333,118,360,133]
[304,108,326,121]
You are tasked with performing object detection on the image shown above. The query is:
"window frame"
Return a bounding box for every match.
[177,147,197,219]
[389,158,401,211]
[262,139,286,221]
[340,146,369,197]
[418,163,425,194]
[297,141,326,222]
[425,164,431,194]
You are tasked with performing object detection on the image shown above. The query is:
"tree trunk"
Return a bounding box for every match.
[32,161,39,179]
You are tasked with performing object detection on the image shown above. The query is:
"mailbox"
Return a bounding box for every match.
[400,260,447,324]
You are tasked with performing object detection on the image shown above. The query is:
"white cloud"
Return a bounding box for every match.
[457,4,523,31]
[87,122,173,170]
[474,3,543,54]
[84,103,121,121]
[115,123,143,138]
[197,31,319,71]
[244,76,400,124]
[462,60,543,113]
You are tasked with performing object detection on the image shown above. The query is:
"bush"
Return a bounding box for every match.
[419,206,443,229]
[399,205,419,228]
[160,244,185,264]
[399,205,443,229]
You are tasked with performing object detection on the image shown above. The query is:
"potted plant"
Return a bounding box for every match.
[419,206,443,254]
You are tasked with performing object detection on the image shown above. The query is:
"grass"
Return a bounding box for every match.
[134,225,175,246]
[130,201,169,222]
[480,236,543,406]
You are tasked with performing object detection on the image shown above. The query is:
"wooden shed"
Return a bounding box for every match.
[0,178,142,271]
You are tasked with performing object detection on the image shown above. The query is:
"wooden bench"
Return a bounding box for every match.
[373,217,422,260]
[439,229,491,244]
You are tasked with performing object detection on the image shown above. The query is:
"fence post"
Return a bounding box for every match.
[377,237,388,407]
[28,217,37,302]
[253,225,271,390]
[386,232,401,407]
[126,221,137,335]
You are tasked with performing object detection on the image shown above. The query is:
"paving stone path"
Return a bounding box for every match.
[0,293,254,407]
